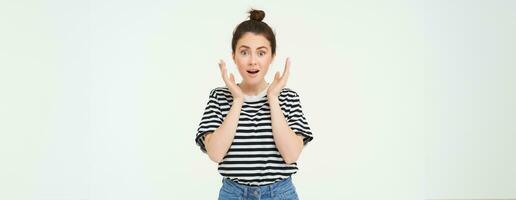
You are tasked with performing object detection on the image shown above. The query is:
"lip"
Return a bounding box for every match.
[246,69,260,77]
[247,71,259,78]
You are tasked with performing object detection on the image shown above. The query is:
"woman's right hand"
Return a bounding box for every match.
[219,59,244,101]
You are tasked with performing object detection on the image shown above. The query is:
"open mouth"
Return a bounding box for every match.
[246,69,260,74]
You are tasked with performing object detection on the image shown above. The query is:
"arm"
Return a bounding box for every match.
[204,60,246,163]
[266,58,304,164]
[204,98,244,163]
[268,97,304,164]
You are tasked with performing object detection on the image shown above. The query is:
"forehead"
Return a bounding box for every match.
[236,32,271,49]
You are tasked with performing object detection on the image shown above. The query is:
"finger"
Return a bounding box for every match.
[218,60,228,82]
[281,58,290,83]
[229,73,235,83]
[274,71,280,81]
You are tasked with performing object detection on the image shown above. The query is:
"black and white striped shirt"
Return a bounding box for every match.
[195,86,313,186]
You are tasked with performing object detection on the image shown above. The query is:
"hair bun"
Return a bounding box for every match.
[249,9,265,22]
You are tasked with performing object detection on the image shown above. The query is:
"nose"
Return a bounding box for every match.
[250,53,257,66]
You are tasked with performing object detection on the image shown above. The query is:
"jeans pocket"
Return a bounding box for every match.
[218,185,243,200]
[274,188,299,200]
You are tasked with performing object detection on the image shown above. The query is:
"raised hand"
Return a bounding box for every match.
[219,59,245,101]
[267,57,290,99]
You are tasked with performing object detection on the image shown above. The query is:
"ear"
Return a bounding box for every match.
[232,52,235,62]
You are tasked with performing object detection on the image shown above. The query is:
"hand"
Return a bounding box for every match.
[219,59,244,101]
[267,57,290,99]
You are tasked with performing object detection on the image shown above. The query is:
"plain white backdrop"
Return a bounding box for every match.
[1,0,514,199]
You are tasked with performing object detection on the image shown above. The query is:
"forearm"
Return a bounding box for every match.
[205,98,244,163]
[268,97,304,164]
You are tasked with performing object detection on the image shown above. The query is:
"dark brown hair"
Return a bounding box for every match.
[231,9,276,55]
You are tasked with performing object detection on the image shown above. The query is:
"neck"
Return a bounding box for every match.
[239,80,268,96]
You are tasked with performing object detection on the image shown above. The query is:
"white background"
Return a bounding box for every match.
[0,0,514,199]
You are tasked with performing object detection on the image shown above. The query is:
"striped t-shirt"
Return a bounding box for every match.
[195,86,313,186]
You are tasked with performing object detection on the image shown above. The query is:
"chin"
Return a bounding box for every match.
[247,77,264,85]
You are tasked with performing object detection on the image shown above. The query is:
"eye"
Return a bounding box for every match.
[240,50,248,56]
[258,51,266,56]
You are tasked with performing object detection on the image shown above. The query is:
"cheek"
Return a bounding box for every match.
[234,59,246,73]
[235,56,248,66]
[258,57,272,66]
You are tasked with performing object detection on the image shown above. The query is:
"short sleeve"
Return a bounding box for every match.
[195,88,224,153]
[285,91,314,146]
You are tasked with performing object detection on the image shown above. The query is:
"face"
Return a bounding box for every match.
[232,32,275,86]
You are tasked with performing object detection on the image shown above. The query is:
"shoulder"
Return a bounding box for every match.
[280,87,299,96]
[279,88,301,101]
[208,86,231,98]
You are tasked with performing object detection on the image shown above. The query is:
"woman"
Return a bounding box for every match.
[196,9,313,200]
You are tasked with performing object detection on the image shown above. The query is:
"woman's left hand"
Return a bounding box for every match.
[267,57,290,100]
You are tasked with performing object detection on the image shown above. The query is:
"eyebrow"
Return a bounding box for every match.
[239,45,269,50]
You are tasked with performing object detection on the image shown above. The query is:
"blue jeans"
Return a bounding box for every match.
[218,177,299,200]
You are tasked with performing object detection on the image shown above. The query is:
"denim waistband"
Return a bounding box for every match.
[221,177,294,196]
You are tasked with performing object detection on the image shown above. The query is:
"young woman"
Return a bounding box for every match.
[196,9,313,200]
